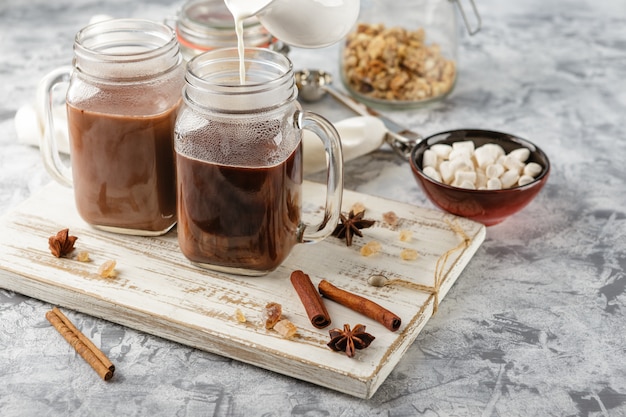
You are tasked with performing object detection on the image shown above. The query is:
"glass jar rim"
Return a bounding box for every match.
[184,47,296,113]
[74,18,178,63]
[72,18,181,81]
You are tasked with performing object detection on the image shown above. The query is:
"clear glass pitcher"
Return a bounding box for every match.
[175,47,344,276]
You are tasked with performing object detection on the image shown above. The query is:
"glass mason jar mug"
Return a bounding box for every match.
[39,19,185,236]
[340,0,481,108]
[175,47,343,276]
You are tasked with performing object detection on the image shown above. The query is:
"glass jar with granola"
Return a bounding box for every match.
[340,0,480,109]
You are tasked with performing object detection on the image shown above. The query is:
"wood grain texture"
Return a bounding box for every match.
[0,182,485,398]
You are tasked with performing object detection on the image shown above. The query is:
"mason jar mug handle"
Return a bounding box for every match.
[295,110,344,244]
[37,66,74,187]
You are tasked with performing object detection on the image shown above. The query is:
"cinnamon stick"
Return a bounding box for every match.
[46,308,114,381]
[52,307,115,372]
[318,279,401,332]
[290,270,331,329]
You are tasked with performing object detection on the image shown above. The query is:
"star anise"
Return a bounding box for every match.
[48,228,78,258]
[332,210,375,246]
[327,323,375,358]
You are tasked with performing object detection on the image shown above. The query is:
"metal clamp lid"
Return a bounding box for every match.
[452,0,482,36]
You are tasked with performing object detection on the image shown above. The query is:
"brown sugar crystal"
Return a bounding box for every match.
[264,302,282,329]
[98,260,117,278]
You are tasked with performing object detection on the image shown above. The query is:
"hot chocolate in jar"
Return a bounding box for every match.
[340,0,481,109]
[40,19,185,236]
[174,48,343,276]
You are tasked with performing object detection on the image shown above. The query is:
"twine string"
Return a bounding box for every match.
[379,219,470,315]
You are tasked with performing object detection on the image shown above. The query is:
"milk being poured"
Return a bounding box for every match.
[224,0,360,84]
[224,0,273,84]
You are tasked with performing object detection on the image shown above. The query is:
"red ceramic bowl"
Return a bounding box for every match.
[409,130,550,226]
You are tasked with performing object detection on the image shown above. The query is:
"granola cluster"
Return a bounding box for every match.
[342,23,456,102]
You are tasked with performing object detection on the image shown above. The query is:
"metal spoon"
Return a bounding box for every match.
[295,69,422,159]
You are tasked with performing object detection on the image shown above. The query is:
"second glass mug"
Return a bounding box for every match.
[39,19,185,236]
[175,47,344,276]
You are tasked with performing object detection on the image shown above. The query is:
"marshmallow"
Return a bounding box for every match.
[476,170,488,189]
[486,163,505,179]
[509,147,531,162]
[454,170,477,186]
[422,141,543,191]
[448,147,472,161]
[480,143,505,158]
[457,180,476,189]
[422,149,439,168]
[430,143,453,158]
[518,175,535,186]
[438,160,455,184]
[452,140,475,154]
[487,177,502,190]
[500,169,520,188]
[524,162,542,177]
[503,154,526,173]
[473,145,497,168]
[423,166,442,182]
[449,157,474,173]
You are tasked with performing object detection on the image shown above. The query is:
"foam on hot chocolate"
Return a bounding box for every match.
[175,117,300,167]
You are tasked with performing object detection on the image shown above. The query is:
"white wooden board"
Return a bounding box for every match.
[0,181,485,398]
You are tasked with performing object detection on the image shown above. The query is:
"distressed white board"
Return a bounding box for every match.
[0,181,485,399]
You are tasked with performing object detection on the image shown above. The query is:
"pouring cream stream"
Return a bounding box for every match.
[223,0,273,84]
[225,0,360,83]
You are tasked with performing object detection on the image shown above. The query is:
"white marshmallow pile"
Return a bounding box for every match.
[421,140,543,190]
